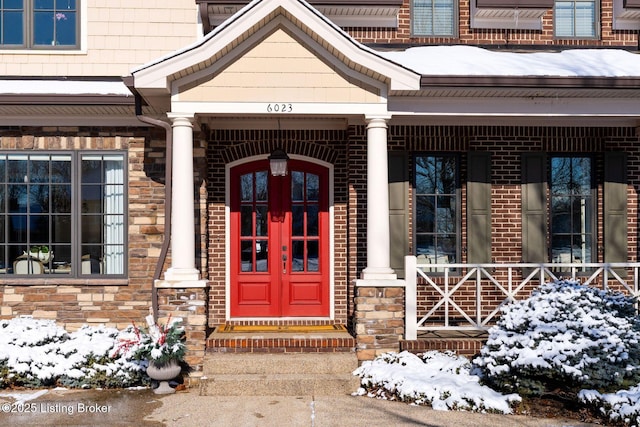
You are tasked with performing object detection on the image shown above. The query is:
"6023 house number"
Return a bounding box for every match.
[267,103,293,113]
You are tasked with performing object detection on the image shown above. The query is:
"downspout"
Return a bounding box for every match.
[134,93,173,323]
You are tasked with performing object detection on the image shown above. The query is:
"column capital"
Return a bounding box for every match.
[364,115,392,128]
[167,112,195,127]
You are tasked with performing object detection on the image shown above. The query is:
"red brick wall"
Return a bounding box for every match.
[346,0,638,47]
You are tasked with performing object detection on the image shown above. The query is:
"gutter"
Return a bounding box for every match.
[127,78,173,323]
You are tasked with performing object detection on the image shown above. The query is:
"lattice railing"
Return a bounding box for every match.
[404,256,640,340]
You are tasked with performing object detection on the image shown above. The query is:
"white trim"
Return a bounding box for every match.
[133,0,419,93]
[225,154,335,321]
[171,101,390,116]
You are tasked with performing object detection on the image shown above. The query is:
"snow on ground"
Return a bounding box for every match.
[354,350,520,413]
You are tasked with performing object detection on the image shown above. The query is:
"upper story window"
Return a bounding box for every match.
[0,0,78,49]
[412,0,456,37]
[550,156,595,266]
[414,155,460,270]
[554,1,598,38]
[0,152,126,277]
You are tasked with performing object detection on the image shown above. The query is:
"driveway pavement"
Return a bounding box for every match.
[0,387,601,427]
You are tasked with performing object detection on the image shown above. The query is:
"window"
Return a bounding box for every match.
[554,1,597,38]
[412,0,456,36]
[0,0,78,49]
[414,155,459,269]
[550,156,595,266]
[0,152,126,276]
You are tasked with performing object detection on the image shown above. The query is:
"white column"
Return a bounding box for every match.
[164,113,200,282]
[361,116,396,280]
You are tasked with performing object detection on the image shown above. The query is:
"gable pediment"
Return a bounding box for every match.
[130,0,419,113]
[175,27,381,106]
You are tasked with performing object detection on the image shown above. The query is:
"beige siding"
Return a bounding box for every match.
[178,29,380,103]
[0,0,199,77]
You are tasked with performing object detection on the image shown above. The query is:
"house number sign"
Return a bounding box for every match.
[266,103,293,113]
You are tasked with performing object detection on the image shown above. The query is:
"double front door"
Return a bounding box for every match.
[230,160,329,317]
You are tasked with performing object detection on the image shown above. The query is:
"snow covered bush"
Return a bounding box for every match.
[353,350,521,413]
[0,317,149,389]
[579,385,640,426]
[473,279,640,397]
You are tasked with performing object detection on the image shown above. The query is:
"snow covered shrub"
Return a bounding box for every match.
[579,385,640,426]
[0,317,148,389]
[354,350,520,413]
[474,280,640,397]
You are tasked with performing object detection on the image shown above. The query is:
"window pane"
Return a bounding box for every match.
[307,241,318,272]
[292,205,304,236]
[240,174,253,202]
[2,4,24,45]
[292,240,304,272]
[555,1,595,37]
[307,173,319,201]
[416,195,435,232]
[551,156,593,266]
[413,0,454,36]
[255,240,268,272]
[307,205,318,236]
[255,171,268,201]
[292,171,304,202]
[241,240,252,272]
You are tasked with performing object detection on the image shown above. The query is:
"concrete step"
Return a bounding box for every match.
[199,352,361,396]
[199,373,361,396]
[203,352,358,375]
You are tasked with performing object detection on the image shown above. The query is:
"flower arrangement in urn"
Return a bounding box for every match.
[119,314,185,366]
[113,313,186,394]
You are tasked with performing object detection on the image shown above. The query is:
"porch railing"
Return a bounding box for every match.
[404,256,640,340]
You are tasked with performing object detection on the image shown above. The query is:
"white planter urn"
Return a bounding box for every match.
[146,360,182,394]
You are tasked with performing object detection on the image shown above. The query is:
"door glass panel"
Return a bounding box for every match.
[240,206,253,236]
[256,205,268,236]
[292,205,304,236]
[292,240,304,272]
[291,171,303,201]
[307,241,318,272]
[306,174,319,201]
[255,171,268,201]
[307,205,318,236]
[241,174,253,201]
[241,240,252,272]
[256,240,268,272]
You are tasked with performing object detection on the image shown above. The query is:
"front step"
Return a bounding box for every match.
[199,352,361,396]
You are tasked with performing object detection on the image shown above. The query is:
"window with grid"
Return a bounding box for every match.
[550,156,595,266]
[414,155,459,270]
[0,152,125,277]
[0,0,78,49]
[554,1,597,38]
[412,0,456,36]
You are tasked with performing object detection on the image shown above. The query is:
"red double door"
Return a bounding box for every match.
[230,160,330,317]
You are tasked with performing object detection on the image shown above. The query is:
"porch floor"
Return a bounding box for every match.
[206,324,355,353]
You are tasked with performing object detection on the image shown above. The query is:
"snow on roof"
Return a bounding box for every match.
[378,45,640,77]
[0,80,132,96]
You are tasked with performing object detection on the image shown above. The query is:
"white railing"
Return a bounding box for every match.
[404,255,640,340]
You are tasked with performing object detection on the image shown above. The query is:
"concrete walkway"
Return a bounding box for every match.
[0,388,601,427]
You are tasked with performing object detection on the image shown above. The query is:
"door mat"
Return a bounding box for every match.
[216,324,348,333]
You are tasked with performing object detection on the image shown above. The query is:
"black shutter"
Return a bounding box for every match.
[521,153,547,266]
[389,152,409,278]
[604,152,628,271]
[467,152,492,263]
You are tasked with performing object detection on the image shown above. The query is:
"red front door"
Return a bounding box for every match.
[230,160,330,317]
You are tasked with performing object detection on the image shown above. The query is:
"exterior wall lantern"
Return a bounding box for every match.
[268,148,289,176]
